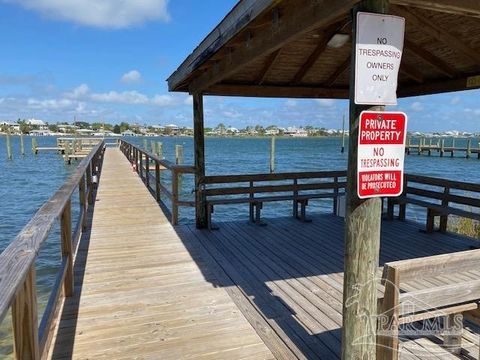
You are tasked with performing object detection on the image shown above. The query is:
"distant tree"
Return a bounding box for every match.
[255,124,265,135]
[74,121,90,129]
[48,124,58,132]
[216,123,226,134]
[113,124,121,134]
[119,122,130,132]
[18,120,31,134]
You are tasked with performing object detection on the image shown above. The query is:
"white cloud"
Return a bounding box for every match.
[316,99,335,107]
[27,98,74,110]
[121,70,142,84]
[6,0,170,29]
[450,96,460,105]
[65,83,90,99]
[151,94,177,106]
[285,99,297,108]
[410,101,424,112]
[90,90,149,104]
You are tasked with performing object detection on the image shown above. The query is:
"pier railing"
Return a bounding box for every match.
[0,141,105,359]
[388,174,480,233]
[119,140,195,224]
[203,171,347,227]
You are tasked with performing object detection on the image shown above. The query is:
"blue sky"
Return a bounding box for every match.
[0,0,478,132]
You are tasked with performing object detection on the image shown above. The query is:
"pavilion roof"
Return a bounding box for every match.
[168,0,480,99]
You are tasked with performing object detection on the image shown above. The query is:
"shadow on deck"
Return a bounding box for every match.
[175,215,480,360]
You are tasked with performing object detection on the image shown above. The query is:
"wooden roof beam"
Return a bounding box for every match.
[400,62,425,83]
[188,0,357,94]
[257,48,282,85]
[398,74,480,97]
[323,55,351,87]
[391,0,480,18]
[206,84,349,99]
[290,19,351,85]
[394,5,480,65]
[404,39,458,78]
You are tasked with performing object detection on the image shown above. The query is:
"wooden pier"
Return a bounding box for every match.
[406,138,480,159]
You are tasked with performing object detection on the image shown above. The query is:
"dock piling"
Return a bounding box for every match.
[6,132,12,160]
[20,134,25,156]
[341,113,345,153]
[270,137,276,173]
[157,142,163,159]
[32,138,38,155]
[175,145,184,165]
[143,138,148,151]
[466,139,471,158]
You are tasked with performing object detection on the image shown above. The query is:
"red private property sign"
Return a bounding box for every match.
[357,111,408,199]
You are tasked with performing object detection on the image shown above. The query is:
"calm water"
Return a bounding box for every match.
[0,134,479,355]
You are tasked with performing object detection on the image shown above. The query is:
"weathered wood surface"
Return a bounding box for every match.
[48,147,273,360]
[177,215,480,359]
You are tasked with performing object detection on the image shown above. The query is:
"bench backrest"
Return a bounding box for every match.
[203,170,347,198]
[381,249,480,317]
[404,174,480,215]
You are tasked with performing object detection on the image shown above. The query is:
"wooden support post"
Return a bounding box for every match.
[341,113,346,153]
[270,137,276,173]
[157,142,163,159]
[6,132,12,160]
[12,265,40,360]
[418,138,422,155]
[79,174,87,230]
[31,138,38,155]
[145,155,150,188]
[61,199,74,297]
[440,139,444,157]
[451,138,455,157]
[440,187,449,232]
[376,265,400,359]
[139,152,143,180]
[193,93,207,228]
[150,141,155,155]
[444,313,463,355]
[20,134,25,156]
[155,162,160,202]
[175,144,184,165]
[466,138,471,158]
[343,2,386,359]
[143,138,148,150]
[86,163,93,205]
[172,170,179,225]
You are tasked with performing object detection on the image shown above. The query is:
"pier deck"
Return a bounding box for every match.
[48,148,479,359]
[48,148,273,359]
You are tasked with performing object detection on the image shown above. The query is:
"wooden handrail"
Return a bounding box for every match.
[118,140,195,225]
[0,141,105,359]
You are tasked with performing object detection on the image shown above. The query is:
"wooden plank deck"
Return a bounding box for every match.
[177,216,480,360]
[47,146,479,359]
[47,148,274,359]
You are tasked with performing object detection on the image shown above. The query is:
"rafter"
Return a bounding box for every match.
[188,0,357,94]
[390,0,480,18]
[400,62,425,83]
[404,39,458,78]
[394,5,480,64]
[257,48,282,85]
[290,19,351,85]
[206,84,349,99]
[323,56,351,87]
[398,74,480,97]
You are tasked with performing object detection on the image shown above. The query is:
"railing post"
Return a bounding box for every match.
[292,179,298,218]
[79,174,87,230]
[155,161,161,202]
[139,152,144,180]
[172,170,179,225]
[145,155,150,188]
[61,199,74,297]
[12,264,40,360]
[86,163,93,205]
[439,187,449,233]
[333,176,339,214]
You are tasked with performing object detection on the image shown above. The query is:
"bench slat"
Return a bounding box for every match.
[399,279,480,315]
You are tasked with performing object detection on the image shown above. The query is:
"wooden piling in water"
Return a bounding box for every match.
[451,138,455,157]
[156,142,163,159]
[143,138,148,151]
[341,113,345,153]
[440,139,444,157]
[32,137,38,155]
[20,134,25,156]
[175,144,184,165]
[6,132,12,160]
[466,138,471,158]
[270,137,276,173]
[150,141,156,155]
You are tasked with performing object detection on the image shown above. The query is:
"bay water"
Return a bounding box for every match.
[0,135,478,356]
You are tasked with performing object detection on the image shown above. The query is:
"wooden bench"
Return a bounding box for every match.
[387,174,480,233]
[377,249,480,359]
[202,171,346,230]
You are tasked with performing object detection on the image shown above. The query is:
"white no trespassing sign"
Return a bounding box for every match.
[355,12,405,105]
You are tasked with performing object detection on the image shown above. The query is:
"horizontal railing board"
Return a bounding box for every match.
[0,141,104,323]
[205,181,346,196]
[204,170,347,184]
